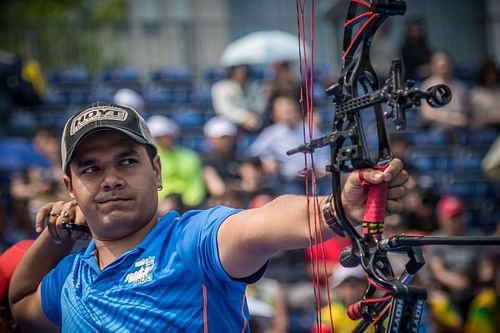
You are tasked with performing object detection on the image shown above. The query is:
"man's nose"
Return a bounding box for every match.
[101,167,125,191]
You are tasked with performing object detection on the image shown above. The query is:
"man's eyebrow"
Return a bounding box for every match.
[76,158,97,169]
[75,147,141,168]
[116,147,141,158]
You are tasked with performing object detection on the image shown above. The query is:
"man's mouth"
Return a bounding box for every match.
[95,193,132,204]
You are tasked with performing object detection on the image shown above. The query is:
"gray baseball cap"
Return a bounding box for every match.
[61,102,157,175]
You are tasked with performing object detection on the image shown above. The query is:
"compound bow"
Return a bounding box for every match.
[289,1,500,332]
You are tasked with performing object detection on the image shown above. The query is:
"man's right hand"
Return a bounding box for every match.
[242,113,262,132]
[35,201,90,244]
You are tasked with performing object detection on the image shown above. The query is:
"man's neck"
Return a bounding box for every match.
[94,218,158,270]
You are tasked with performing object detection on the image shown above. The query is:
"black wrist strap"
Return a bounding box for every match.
[322,195,345,237]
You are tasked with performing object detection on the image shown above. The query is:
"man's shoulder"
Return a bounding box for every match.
[179,206,241,223]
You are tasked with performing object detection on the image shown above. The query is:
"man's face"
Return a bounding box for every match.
[272,97,300,125]
[432,52,453,78]
[440,213,465,236]
[209,135,235,154]
[64,130,161,240]
[154,134,176,150]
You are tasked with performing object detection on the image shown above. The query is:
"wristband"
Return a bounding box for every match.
[322,195,345,237]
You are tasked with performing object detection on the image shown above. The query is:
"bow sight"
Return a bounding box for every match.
[288,0,500,332]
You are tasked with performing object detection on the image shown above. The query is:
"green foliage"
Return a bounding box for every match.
[0,0,127,73]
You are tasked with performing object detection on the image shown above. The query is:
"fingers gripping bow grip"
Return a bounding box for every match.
[360,164,389,239]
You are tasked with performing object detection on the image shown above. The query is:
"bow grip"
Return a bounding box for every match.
[360,164,389,239]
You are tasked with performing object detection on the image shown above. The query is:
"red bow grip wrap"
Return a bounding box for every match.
[347,301,362,320]
[359,164,389,239]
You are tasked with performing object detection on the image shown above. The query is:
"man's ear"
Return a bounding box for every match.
[153,155,162,188]
[63,175,76,200]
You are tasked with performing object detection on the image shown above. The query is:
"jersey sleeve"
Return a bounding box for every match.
[176,206,267,296]
[40,253,77,325]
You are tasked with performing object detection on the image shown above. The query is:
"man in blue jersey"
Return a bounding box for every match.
[8,102,408,332]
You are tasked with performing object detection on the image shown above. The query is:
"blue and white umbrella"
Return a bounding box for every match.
[220,30,309,66]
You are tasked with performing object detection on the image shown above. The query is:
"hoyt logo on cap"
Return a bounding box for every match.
[70,106,129,136]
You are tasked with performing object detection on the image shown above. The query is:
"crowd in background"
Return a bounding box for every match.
[0,15,499,333]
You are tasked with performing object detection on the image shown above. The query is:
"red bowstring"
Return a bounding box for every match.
[296,1,335,331]
[296,1,320,327]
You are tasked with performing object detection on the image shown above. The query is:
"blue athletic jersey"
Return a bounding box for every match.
[41,206,264,332]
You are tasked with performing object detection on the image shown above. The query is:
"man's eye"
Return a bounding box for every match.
[81,166,99,174]
[121,158,137,166]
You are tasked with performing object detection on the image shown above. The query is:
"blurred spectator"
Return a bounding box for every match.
[305,236,352,283]
[400,15,432,81]
[247,277,289,333]
[10,127,70,234]
[211,64,268,132]
[265,61,301,108]
[0,203,6,247]
[371,21,400,80]
[401,184,440,233]
[113,88,145,114]
[314,265,373,333]
[249,94,330,195]
[226,156,276,208]
[482,135,500,180]
[424,195,484,318]
[201,116,241,199]
[419,51,470,138]
[426,288,464,333]
[469,59,500,130]
[146,115,205,214]
[464,250,500,333]
[0,50,45,134]
[0,239,34,333]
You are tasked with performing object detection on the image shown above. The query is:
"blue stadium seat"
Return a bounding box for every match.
[47,67,92,89]
[457,129,498,146]
[98,67,143,91]
[170,88,194,103]
[409,153,435,173]
[179,136,206,151]
[44,89,71,106]
[445,179,495,199]
[190,89,212,104]
[144,88,174,105]
[150,67,194,88]
[45,67,94,107]
[204,66,227,86]
[433,155,454,172]
[249,65,273,81]
[452,154,484,173]
[409,130,450,146]
[173,108,206,128]
[91,89,115,103]
[308,64,335,83]
[8,111,39,135]
[0,138,49,171]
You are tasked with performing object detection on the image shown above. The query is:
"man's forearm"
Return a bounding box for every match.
[9,229,74,307]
